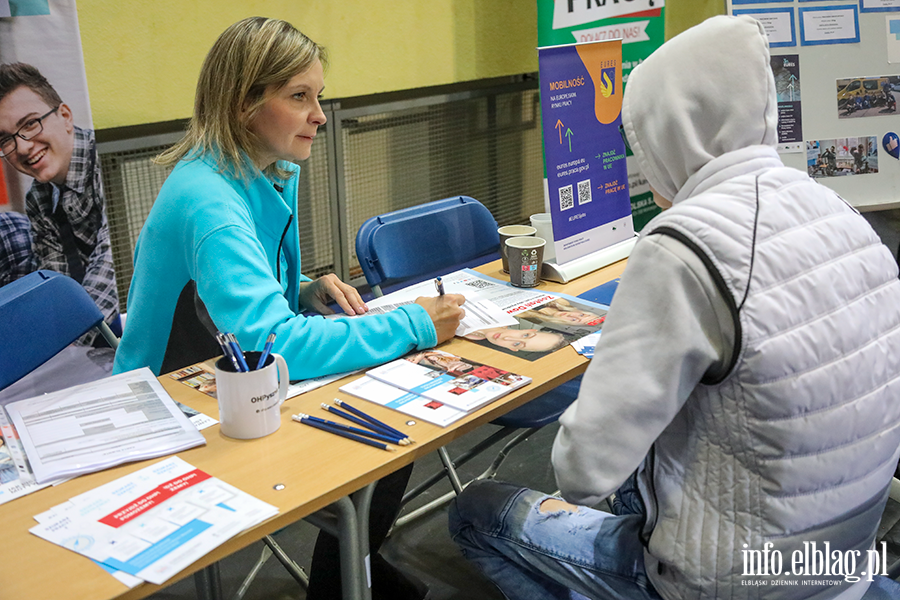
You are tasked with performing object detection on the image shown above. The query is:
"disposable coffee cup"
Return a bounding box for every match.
[506,236,545,288]
[529,213,556,263]
[498,225,536,273]
[215,351,289,439]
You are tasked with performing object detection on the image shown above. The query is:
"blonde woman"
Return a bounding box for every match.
[518,298,605,327]
[113,18,452,599]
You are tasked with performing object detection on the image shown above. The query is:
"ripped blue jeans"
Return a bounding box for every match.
[448,479,662,600]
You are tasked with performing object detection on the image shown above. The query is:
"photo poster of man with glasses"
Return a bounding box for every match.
[0,0,120,339]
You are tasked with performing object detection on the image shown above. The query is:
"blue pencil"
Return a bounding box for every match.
[292,415,396,451]
[297,413,408,445]
[320,403,403,439]
[334,398,408,440]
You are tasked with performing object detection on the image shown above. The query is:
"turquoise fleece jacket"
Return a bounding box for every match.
[113,156,437,377]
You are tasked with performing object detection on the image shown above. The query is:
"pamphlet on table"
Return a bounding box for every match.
[30,456,278,586]
[4,368,206,484]
[340,349,531,426]
[169,362,358,400]
[368,269,610,361]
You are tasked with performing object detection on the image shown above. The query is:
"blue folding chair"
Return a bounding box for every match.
[355,196,580,525]
[0,270,119,391]
[356,195,502,297]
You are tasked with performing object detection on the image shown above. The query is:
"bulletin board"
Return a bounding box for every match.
[728,0,900,210]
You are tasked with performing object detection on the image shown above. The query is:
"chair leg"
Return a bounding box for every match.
[231,543,273,600]
[230,535,309,600]
[393,427,541,530]
[438,447,464,494]
[194,562,223,600]
[96,320,119,349]
[263,536,309,588]
[400,426,519,507]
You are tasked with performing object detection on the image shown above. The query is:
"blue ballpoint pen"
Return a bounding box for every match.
[227,333,250,372]
[256,331,277,370]
[216,332,243,372]
[434,276,445,296]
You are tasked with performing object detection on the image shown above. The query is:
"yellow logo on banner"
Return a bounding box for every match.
[576,40,622,125]
[599,71,614,98]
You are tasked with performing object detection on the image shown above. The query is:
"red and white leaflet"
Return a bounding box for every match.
[30,456,277,585]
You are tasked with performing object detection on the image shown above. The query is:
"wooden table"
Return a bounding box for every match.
[0,258,627,600]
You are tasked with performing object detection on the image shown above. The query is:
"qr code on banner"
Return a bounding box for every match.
[577,179,592,205]
[558,184,574,211]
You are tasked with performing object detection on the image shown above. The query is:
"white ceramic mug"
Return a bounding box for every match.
[215,352,289,439]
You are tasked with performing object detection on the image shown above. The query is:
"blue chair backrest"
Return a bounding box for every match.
[356,196,500,294]
[0,271,106,390]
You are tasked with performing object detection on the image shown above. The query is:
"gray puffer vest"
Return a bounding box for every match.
[640,164,900,600]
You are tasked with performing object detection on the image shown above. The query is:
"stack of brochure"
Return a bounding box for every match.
[30,456,278,587]
[340,349,531,427]
[0,368,209,505]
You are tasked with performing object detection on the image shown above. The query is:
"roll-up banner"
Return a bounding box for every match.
[537,0,666,233]
[538,40,633,266]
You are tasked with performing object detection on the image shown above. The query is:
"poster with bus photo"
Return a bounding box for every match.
[836,75,899,118]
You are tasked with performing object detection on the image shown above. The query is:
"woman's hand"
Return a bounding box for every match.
[415,294,466,344]
[298,274,368,316]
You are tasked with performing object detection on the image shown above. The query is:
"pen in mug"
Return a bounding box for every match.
[226,333,250,372]
[292,414,396,452]
[256,331,277,370]
[216,332,243,373]
[434,276,445,296]
[320,403,412,443]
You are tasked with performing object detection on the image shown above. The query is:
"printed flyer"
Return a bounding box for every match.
[770,54,803,153]
[538,40,635,265]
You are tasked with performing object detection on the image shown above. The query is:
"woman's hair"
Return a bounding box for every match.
[156,17,327,181]
[518,299,587,325]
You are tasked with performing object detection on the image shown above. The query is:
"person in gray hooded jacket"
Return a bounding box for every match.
[449,15,900,600]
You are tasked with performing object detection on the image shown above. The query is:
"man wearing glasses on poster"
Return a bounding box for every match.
[0,62,119,343]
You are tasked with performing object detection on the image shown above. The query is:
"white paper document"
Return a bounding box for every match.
[363,275,519,335]
[30,456,278,585]
[5,368,206,483]
[339,376,467,427]
[366,355,531,412]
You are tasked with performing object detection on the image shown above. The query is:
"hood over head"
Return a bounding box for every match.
[621,15,778,203]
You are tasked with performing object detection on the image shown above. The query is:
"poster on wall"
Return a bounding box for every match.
[888,16,900,62]
[537,0,664,231]
[771,54,803,152]
[806,137,879,178]
[538,40,634,266]
[733,8,797,47]
[836,75,898,118]
[0,0,94,210]
[863,0,900,13]
[799,5,860,45]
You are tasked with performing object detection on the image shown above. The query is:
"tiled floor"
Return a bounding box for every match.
[148,421,900,600]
